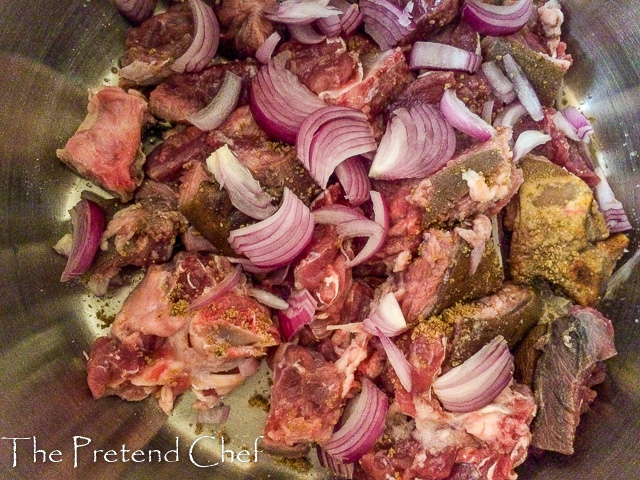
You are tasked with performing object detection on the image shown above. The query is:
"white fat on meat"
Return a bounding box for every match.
[455,215,493,275]
[538,0,564,39]
[334,332,370,398]
[462,169,510,204]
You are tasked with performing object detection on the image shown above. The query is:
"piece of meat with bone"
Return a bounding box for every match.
[216,0,276,58]
[119,3,194,87]
[262,344,345,456]
[87,252,280,413]
[56,86,148,202]
[509,155,629,306]
[531,306,616,454]
[87,192,187,296]
[407,127,523,228]
[375,226,504,326]
[149,60,257,123]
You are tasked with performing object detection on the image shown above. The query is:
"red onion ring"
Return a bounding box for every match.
[206,145,276,220]
[322,378,389,462]
[289,23,326,44]
[296,106,376,188]
[502,54,544,122]
[256,32,282,64]
[248,288,289,310]
[594,167,633,233]
[377,327,412,392]
[362,292,407,337]
[360,0,415,51]
[60,199,105,282]
[278,289,318,340]
[432,336,514,412]
[171,0,219,73]
[512,130,551,162]
[264,0,340,25]
[228,188,315,268]
[461,0,534,37]
[189,265,242,311]
[317,446,354,478]
[250,60,326,143]
[334,157,371,206]
[410,42,482,73]
[186,71,242,131]
[493,101,527,128]
[114,0,157,24]
[440,89,497,141]
[481,61,516,104]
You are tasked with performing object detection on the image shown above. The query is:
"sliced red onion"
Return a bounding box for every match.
[60,199,105,282]
[360,0,415,51]
[248,287,289,310]
[313,205,367,225]
[377,328,412,392]
[410,42,482,73]
[482,99,495,124]
[440,89,497,141]
[481,61,516,104]
[196,404,230,425]
[189,265,242,311]
[289,24,326,44]
[316,13,342,37]
[228,257,278,274]
[228,188,315,268]
[513,130,551,162]
[461,0,533,37]
[250,60,326,143]
[278,289,318,340]
[206,145,276,220]
[171,0,219,73]
[335,157,371,206]
[317,446,354,478]
[181,226,216,253]
[114,0,157,24]
[338,1,363,35]
[186,71,241,131]
[594,167,632,233]
[493,101,527,128]
[554,107,594,143]
[362,292,407,337]
[432,336,514,412]
[322,378,389,463]
[265,0,339,24]
[296,106,376,189]
[256,32,281,64]
[502,54,543,122]
[338,191,388,267]
[369,104,456,180]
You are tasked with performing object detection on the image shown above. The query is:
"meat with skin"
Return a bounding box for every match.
[262,344,345,455]
[149,60,257,123]
[87,193,187,296]
[56,86,148,202]
[87,252,280,413]
[216,0,276,58]
[120,3,194,87]
[509,155,629,306]
[531,306,616,454]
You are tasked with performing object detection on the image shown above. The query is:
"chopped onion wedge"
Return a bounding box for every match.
[115,0,157,24]
[296,106,376,189]
[377,328,412,392]
[206,145,276,220]
[502,54,544,122]
[171,0,219,73]
[481,61,516,104]
[228,188,315,268]
[482,99,495,124]
[335,157,371,206]
[317,446,354,478]
[289,24,326,44]
[313,205,367,225]
[335,0,363,35]
[278,289,318,340]
[440,89,497,141]
[256,32,281,64]
[248,288,289,310]
[322,378,389,462]
[493,101,527,128]
[186,71,242,131]
[363,292,407,337]
[594,167,633,233]
[264,0,339,24]
[461,0,534,37]
[513,130,551,162]
[432,336,514,412]
[360,0,415,51]
[250,60,326,143]
[554,107,594,143]
[60,199,105,282]
[189,265,242,311]
[410,42,482,73]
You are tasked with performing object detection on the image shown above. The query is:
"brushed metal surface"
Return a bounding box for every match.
[0,0,638,479]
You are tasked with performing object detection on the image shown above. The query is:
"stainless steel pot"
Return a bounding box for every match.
[1,1,638,479]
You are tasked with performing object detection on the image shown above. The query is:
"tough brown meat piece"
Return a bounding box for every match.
[87,194,187,296]
[145,126,212,182]
[509,155,629,305]
[149,60,257,123]
[531,306,616,454]
[216,0,276,58]
[120,3,194,87]
[56,86,148,202]
[263,344,345,454]
[390,0,460,44]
